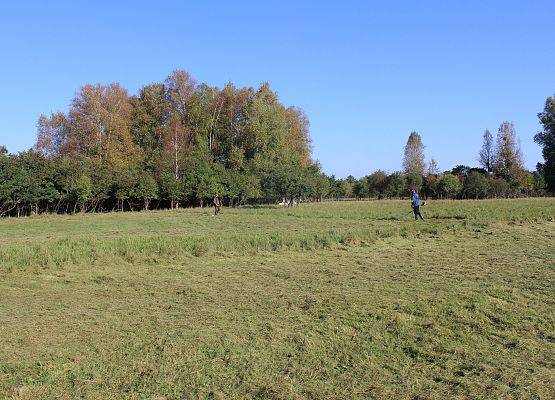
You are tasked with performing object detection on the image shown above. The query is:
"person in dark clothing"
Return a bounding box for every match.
[410,189,424,220]
[213,194,222,215]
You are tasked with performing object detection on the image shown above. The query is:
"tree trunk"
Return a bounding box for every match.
[174,127,179,180]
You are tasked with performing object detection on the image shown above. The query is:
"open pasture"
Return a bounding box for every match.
[1,199,554,399]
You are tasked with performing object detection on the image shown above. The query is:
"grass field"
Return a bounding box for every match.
[1,199,554,399]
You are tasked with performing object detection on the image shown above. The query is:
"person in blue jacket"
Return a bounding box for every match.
[410,189,424,220]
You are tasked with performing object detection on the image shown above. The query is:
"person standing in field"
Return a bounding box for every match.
[411,189,424,220]
[213,193,222,216]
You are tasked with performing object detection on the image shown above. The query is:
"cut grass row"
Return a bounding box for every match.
[1,219,553,399]
[1,199,553,271]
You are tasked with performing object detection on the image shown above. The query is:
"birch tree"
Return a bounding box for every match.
[402,131,425,175]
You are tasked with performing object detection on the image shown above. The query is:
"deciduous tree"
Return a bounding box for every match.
[403,131,425,174]
[479,129,494,173]
[436,174,461,199]
[494,122,526,191]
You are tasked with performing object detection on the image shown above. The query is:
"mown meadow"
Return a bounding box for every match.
[1,199,554,399]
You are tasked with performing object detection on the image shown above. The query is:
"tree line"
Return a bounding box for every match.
[337,118,550,201]
[0,71,553,217]
[0,70,327,216]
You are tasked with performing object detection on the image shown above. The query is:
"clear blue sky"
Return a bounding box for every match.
[0,1,553,177]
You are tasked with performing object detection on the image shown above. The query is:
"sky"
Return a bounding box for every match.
[0,1,553,178]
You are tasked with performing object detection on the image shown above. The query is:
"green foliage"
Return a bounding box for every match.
[0,70,316,215]
[113,167,137,207]
[535,95,555,192]
[463,171,489,199]
[71,175,92,211]
[423,174,439,199]
[159,173,183,208]
[385,172,406,198]
[352,180,365,198]
[90,162,113,206]
[531,171,546,193]
[405,172,423,192]
[365,170,388,197]
[489,177,510,198]
[437,174,462,198]
[307,168,330,200]
[195,168,223,206]
[262,162,310,202]
[224,169,261,205]
[451,165,471,177]
[327,175,348,198]
[494,122,526,190]
[133,172,158,209]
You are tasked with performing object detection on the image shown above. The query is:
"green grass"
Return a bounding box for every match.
[1,199,554,399]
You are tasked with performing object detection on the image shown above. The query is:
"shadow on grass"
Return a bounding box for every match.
[428,215,467,220]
